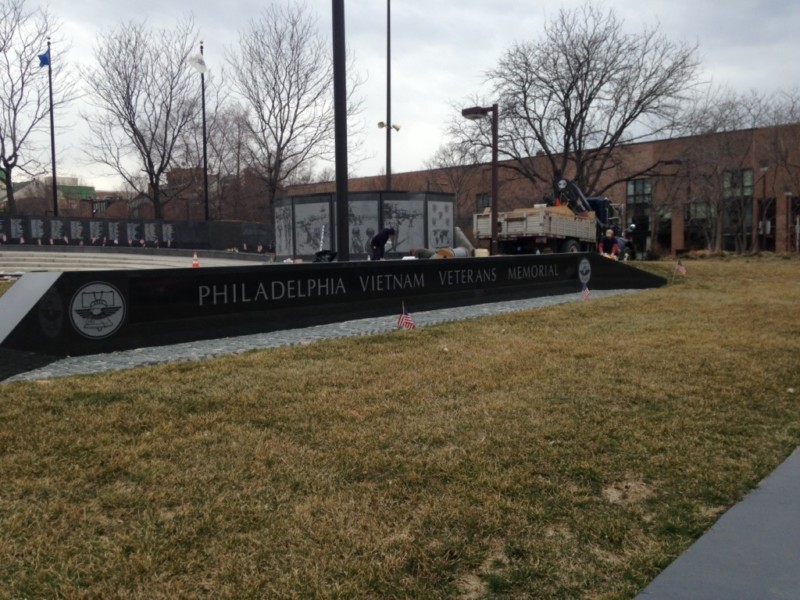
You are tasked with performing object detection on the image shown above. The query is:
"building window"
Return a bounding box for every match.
[476,193,490,212]
[723,169,753,198]
[687,202,716,220]
[626,179,652,233]
[626,179,652,205]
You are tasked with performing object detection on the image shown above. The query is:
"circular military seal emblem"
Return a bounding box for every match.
[69,281,126,339]
[578,258,592,286]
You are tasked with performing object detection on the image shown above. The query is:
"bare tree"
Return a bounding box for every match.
[453,2,699,197]
[763,90,800,221]
[423,141,483,230]
[665,87,781,252]
[227,1,363,223]
[192,103,275,223]
[82,17,201,219]
[0,0,73,215]
[205,105,252,220]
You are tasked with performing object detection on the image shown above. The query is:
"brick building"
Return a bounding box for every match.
[4,125,798,255]
[114,167,272,224]
[1,176,138,219]
[286,124,800,256]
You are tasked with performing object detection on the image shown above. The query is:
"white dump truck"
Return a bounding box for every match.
[473,178,634,258]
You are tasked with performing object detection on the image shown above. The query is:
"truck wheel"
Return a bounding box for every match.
[560,239,580,253]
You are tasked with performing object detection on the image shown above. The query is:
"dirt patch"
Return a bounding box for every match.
[603,479,655,505]
[456,539,509,599]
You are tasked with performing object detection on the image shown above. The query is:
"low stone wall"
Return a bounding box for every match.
[0,253,665,379]
[0,216,272,251]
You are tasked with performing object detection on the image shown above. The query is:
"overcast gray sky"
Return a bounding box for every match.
[40,0,800,191]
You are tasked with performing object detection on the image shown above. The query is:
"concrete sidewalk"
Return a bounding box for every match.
[0,249,268,274]
[636,447,800,599]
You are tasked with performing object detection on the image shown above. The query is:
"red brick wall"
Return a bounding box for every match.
[285,124,800,255]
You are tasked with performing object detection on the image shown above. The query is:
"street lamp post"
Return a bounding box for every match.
[378,121,400,190]
[332,0,350,261]
[386,0,391,190]
[382,0,396,190]
[462,103,499,254]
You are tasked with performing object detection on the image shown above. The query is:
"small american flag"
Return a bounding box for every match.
[581,286,591,301]
[676,260,687,275]
[397,304,416,330]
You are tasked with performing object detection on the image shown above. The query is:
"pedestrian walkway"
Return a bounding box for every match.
[0,248,269,275]
[636,448,800,599]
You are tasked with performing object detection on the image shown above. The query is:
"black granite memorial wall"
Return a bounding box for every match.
[0,216,271,250]
[0,254,665,380]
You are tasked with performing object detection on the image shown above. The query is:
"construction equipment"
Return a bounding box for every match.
[473,178,634,258]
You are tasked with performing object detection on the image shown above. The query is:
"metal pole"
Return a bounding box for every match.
[761,172,767,251]
[386,0,391,191]
[490,103,499,254]
[332,0,350,261]
[755,163,769,252]
[47,39,58,217]
[201,42,209,221]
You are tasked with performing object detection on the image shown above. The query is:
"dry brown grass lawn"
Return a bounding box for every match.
[1,256,799,599]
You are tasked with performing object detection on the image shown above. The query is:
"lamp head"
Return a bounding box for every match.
[461,106,490,120]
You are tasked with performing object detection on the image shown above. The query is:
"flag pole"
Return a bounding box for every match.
[200,41,209,221]
[46,38,58,217]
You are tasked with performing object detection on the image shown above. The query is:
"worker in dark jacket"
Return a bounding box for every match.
[370,226,395,260]
[598,228,619,259]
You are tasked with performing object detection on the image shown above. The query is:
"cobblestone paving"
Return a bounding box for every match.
[4,289,639,383]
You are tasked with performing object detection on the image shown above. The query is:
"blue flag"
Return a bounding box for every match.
[38,50,50,67]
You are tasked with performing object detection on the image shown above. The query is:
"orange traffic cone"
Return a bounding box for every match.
[192,251,199,268]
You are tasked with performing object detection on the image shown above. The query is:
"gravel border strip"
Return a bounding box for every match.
[4,289,639,382]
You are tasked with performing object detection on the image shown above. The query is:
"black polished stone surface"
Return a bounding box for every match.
[1,254,665,368]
